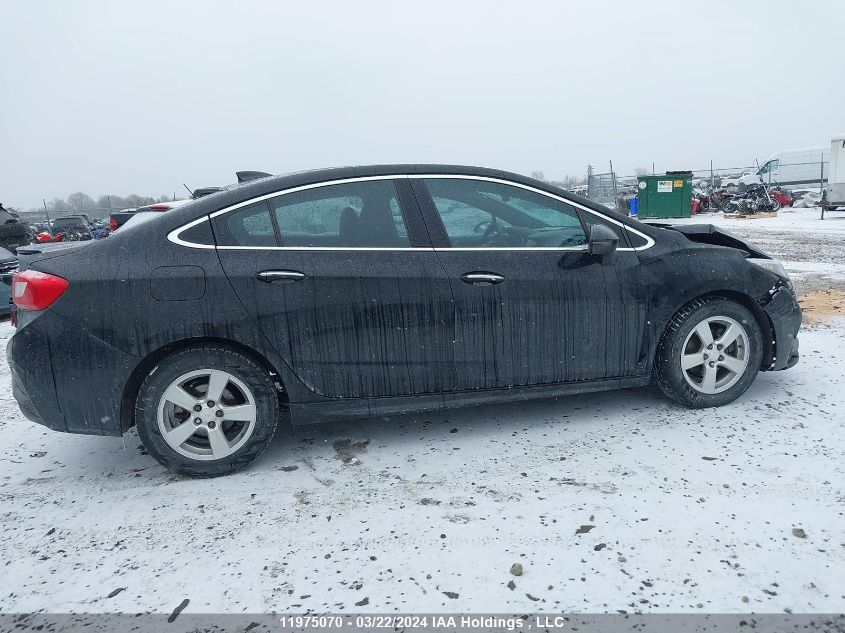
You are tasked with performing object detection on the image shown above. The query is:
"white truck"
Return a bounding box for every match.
[739,146,829,190]
[821,134,845,218]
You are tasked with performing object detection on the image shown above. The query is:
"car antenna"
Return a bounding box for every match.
[182,183,195,199]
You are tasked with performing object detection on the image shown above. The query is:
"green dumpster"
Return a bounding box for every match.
[636,171,692,218]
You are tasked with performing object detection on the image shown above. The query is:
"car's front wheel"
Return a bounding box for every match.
[655,298,763,408]
[135,345,279,476]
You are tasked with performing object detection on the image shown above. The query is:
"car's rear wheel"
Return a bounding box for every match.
[135,345,279,476]
[655,298,763,408]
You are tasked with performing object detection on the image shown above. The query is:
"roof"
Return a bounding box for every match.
[211,164,572,204]
[162,163,636,230]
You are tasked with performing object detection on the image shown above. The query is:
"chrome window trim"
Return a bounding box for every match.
[168,215,217,249]
[217,245,434,252]
[167,173,655,252]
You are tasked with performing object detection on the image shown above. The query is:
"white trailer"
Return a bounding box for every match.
[821,134,845,219]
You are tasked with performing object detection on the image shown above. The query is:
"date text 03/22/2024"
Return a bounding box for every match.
[278,614,565,630]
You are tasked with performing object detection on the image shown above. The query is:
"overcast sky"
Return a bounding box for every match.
[1,0,843,210]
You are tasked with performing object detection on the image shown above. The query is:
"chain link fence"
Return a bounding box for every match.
[586,167,618,207]
[583,156,829,207]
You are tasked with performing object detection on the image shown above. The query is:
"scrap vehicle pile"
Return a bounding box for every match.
[720,182,789,215]
[692,182,824,217]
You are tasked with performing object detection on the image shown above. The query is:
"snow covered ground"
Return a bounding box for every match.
[1,207,844,615]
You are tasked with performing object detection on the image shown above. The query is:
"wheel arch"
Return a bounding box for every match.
[658,290,775,371]
[119,337,288,432]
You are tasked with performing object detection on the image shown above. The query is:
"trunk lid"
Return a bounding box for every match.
[14,241,95,271]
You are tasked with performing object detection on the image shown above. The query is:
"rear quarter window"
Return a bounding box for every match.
[212,201,277,247]
[178,218,216,245]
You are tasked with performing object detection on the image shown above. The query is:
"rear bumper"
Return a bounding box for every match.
[7,310,139,436]
[763,285,802,371]
[7,315,68,431]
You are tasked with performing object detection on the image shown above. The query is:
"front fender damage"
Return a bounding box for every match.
[759,282,802,371]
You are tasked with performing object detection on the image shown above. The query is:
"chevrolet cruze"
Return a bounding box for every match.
[7,165,801,476]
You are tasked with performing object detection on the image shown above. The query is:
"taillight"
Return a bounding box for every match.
[147,204,170,211]
[110,218,118,231]
[12,270,69,311]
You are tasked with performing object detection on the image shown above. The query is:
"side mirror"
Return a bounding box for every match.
[587,224,618,257]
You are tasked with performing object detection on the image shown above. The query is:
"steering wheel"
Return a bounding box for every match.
[473,219,499,240]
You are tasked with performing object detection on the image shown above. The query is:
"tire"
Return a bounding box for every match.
[654,297,763,408]
[135,345,279,476]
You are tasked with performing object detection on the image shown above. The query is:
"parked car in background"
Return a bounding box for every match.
[117,211,162,232]
[47,215,95,241]
[719,176,742,191]
[107,174,266,232]
[0,205,31,253]
[109,200,191,232]
[8,164,801,476]
[0,245,18,316]
[107,207,136,232]
[740,146,830,190]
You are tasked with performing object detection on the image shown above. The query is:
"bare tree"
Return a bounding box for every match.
[529,170,546,182]
[67,192,96,210]
[123,194,156,208]
[50,198,72,213]
[633,166,650,177]
[97,194,126,210]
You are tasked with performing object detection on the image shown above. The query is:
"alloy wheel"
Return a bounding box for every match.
[680,316,750,394]
[157,369,257,460]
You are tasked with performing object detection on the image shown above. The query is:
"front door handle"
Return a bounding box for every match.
[461,272,505,286]
[256,270,307,283]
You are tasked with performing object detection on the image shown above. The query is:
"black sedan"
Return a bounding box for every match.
[7,165,801,476]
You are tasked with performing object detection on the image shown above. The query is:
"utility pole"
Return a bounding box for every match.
[609,160,617,197]
[42,198,51,226]
[820,155,825,192]
[820,156,826,220]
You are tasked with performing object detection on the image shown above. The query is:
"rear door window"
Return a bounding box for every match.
[213,201,277,247]
[270,180,411,248]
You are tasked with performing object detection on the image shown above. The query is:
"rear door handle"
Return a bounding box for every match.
[461,272,505,286]
[256,270,307,283]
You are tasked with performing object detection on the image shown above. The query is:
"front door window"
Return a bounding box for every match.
[423,178,587,248]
